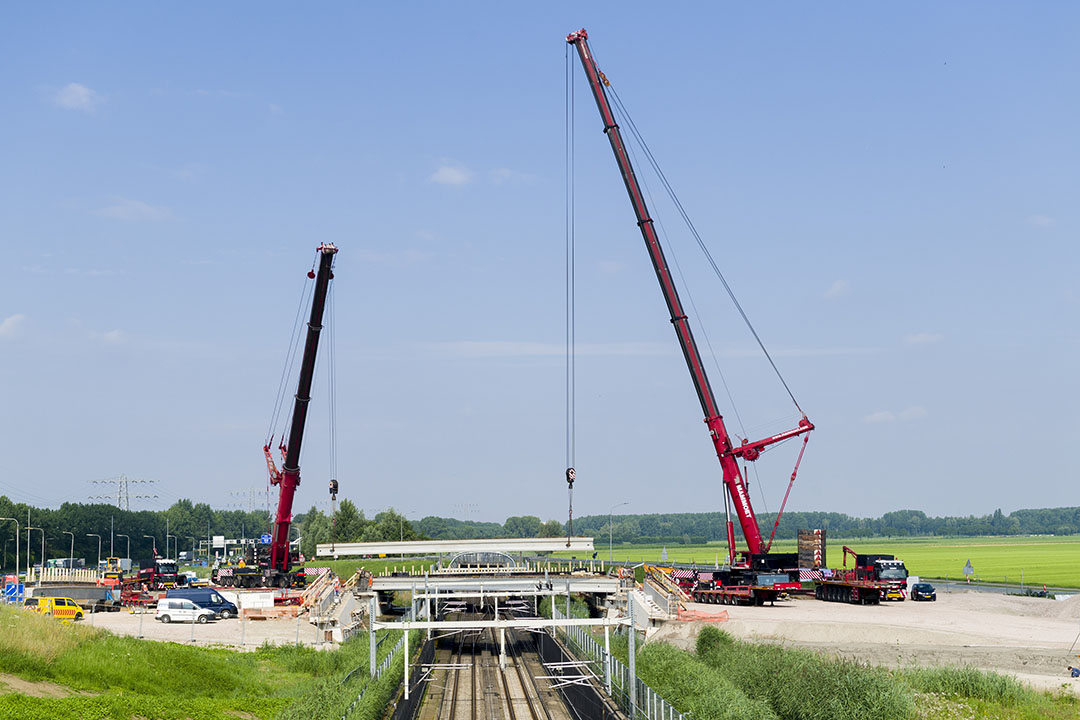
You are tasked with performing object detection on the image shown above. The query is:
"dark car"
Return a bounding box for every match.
[165,588,239,618]
[911,582,936,601]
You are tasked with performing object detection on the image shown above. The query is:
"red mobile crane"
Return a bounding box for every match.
[566,30,813,577]
[214,243,338,588]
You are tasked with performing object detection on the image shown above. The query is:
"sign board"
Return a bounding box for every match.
[963,560,974,576]
[212,535,225,549]
[260,533,272,544]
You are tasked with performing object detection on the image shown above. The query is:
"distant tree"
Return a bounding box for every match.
[299,506,330,558]
[334,500,366,542]
[538,520,564,538]
[503,515,542,538]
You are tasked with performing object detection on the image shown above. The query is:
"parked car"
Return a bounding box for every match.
[23,596,85,621]
[910,582,936,601]
[156,597,216,624]
[165,588,238,618]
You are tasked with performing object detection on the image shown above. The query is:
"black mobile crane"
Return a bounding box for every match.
[213,243,338,588]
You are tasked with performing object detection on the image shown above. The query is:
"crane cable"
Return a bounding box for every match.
[605,83,804,415]
[267,268,315,445]
[609,95,775,521]
[565,44,577,547]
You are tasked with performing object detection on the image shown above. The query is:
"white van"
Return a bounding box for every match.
[156,597,216,624]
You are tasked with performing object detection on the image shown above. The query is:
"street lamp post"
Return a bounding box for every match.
[143,535,157,557]
[166,534,176,560]
[0,518,17,584]
[62,531,74,569]
[26,527,44,585]
[608,501,630,563]
[116,534,130,563]
[86,534,101,571]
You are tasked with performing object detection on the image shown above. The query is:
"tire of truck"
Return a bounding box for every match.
[160,615,171,624]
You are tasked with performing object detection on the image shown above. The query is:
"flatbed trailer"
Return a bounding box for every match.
[691,582,800,606]
[813,578,883,605]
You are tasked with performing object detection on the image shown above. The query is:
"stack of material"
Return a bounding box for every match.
[242,605,302,620]
[677,607,729,622]
[797,529,827,568]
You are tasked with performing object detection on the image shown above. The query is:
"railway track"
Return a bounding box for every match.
[416,612,574,720]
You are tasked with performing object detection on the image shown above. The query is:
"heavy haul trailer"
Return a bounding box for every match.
[673,556,803,606]
[812,546,909,603]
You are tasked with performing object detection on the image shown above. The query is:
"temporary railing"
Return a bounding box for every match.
[553,604,689,720]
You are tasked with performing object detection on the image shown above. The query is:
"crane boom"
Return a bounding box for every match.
[566,29,811,556]
[269,243,338,573]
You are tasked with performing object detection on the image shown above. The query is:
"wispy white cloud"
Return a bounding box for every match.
[53,83,102,112]
[490,168,536,185]
[863,410,895,424]
[354,248,434,266]
[823,279,848,299]
[864,405,926,424]
[100,329,125,343]
[0,314,26,339]
[268,103,283,115]
[430,164,473,186]
[898,406,927,421]
[431,341,672,358]
[94,198,173,221]
[1028,214,1054,228]
[904,332,943,345]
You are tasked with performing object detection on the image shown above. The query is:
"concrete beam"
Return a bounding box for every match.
[371,575,619,594]
[373,616,629,631]
[316,536,595,557]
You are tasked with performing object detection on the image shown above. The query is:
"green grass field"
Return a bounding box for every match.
[557,535,1080,588]
[0,605,402,719]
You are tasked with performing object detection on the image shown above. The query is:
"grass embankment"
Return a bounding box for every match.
[612,626,1079,720]
[0,605,402,719]
[555,535,1080,588]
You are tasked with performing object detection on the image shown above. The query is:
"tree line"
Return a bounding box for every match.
[4,494,1078,574]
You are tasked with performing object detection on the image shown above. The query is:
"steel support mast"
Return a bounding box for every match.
[567,29,811,556]
[268,243,338,573]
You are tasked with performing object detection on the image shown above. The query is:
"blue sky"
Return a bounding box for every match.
[2,3,1077,525]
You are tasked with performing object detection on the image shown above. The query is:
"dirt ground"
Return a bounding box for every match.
[652,591,1080,695]
[79,608,335,650]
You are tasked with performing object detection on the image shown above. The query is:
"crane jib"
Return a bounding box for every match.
[269,243,338,575]
[567,29,811,558]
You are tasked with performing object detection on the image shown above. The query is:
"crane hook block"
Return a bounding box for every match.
[329,478,339,498]
[565,467,576,487]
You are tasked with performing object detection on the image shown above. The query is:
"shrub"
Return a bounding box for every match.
[695,626,913,720]
[634,642,777,720]
[899,666,1032,705]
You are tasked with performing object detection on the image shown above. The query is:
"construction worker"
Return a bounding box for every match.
[1068,666,1079,678]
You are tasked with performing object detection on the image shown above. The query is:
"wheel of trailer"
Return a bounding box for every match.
[160,615,171,624]
[815,585,822,600]
[197,615,208,624]
[754,595,764,607]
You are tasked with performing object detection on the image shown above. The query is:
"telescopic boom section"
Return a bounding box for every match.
[269,243,338,573]
[567,29,812,556]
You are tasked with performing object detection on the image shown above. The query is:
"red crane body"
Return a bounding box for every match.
[266,243,338,573]
[567,29,812,558]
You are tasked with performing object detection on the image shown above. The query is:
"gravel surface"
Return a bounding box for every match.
[82,608,335,650]
[652,591,1080,695]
